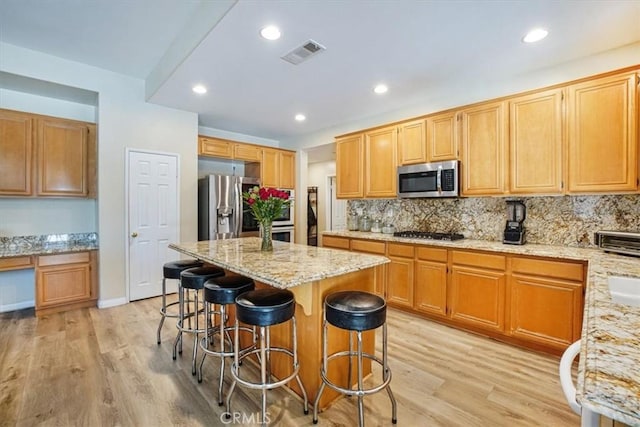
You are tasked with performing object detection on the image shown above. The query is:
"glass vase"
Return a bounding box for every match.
[259,220,273,251]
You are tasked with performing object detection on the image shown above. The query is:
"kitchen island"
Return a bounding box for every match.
[169,237,389,409]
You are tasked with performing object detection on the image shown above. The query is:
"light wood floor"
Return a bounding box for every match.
[0,297,580,427]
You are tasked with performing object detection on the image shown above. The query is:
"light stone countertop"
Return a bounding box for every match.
[324,230,640,425]
[0,233,99,258]
[168,237,389,289]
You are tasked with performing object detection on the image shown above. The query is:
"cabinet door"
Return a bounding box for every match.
[322,235,350,250]
[450,265,505,332]
[36,253,92,309]
[278,151,296,189]
[233,143,262,162]
[460,101,507,196]
[509,89,564,194]
[336,134,364,198]
[261,148,279,188]
[199,137,233,158]
[386,256,414,308]
[567,71,638,193]
[365,126,398,198]
[0,109,33,196]
[509,274,583,350]
[414,260,447,317]
[37,118,88,196]
[398,120,427,165]
[426,111,458,161]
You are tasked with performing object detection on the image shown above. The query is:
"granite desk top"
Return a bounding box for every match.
[168,237,389,290]
[0,233,99,258]
[324,230,640,425]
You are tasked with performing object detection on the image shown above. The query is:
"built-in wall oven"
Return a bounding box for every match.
[272,189,295,227]
[272,226,294,243]
[241,188,295,234]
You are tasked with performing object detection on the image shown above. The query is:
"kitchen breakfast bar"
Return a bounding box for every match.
[168,237,390,409]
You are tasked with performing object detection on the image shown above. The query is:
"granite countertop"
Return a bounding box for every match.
[0,233,99,258]
[324,230,640,425]
[169,237,389,289]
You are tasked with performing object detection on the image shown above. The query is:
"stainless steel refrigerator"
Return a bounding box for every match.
[198,174,260,240]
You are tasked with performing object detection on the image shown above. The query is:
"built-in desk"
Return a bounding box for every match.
[169,237,389,409]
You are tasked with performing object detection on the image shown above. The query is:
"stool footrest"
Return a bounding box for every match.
[319,351,392,396]
[199,325,255,358]
[230,347,300,391]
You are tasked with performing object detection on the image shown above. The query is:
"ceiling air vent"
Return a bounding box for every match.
[281,39,326,65]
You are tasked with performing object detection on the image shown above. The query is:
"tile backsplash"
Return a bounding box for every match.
[348,195,640,248]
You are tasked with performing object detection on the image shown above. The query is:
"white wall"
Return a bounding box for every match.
[308,161,336,247]
[0,42,199,305]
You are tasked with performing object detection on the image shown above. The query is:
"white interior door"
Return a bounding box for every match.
[128,150,178,301]
[329,176,347,230]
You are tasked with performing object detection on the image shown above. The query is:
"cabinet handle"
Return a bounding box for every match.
[131,232,138,238]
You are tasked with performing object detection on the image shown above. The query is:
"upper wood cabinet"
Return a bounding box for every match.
[364,125,398,198]
[199,136,233,158]
[260,148,296,189]
[0,109,33,196]
[426,111,458,162]
[398,119,427,165]
[567,71,638,193]
[509,88,564,194]
[460,101,508,196]
[233,143,262,162]
[336,134,364,198]
[37,118,90,196]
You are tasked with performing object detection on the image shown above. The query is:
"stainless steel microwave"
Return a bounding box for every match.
[397,160,459,198]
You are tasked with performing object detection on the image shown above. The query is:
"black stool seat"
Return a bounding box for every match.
[235,289,295,326]
[325,291,386,331]
[204,276,255,305]
[163,259,204,279]
[181,266,225,290]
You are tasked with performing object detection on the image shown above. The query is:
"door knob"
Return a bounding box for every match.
[131,232,138,237]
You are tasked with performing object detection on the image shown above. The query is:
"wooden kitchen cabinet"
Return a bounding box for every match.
[37,117,90,197]
[350,238,387,297]
[0,256,34,271]
[567,71,638,193]
[198,136,233,158]
[35,251,98,315]
[398,119,427,165]
[0,109,34,196]
[508,256,584,350]
[450,250,506,332]
[233,143,262,162]
[336,134,364,198]
[260,148,296,189]
[509,88,564,194]
[386,243,415,308]
[460,101,508,196]
[321,235,350,250]
[426,110,458,162]
[364,125,398,198]
[413,246,448,318]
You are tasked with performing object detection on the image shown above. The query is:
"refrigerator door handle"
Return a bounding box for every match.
[235,180,242,237]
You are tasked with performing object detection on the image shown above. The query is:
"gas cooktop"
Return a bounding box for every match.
[393,231,464,241]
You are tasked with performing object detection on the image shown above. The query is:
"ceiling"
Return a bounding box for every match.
[1,0,640,149]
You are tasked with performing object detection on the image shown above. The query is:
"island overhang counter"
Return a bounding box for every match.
[169,237,389,409]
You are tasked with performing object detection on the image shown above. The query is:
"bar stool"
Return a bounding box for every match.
[197,275,256,406]
[173,265,225,375]
[157,259,203,344]
[313,290,397,426]
[226,289,309,425]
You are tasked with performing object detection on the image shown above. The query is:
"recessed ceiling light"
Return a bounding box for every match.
[192,84,207,94]
[295,114,306,122]
[523,28,549,43]
[260,25,281,41]
[374,84,388,94]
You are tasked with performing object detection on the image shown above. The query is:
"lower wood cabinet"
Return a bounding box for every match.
[386,243,414,308]
[35,251,98,315]
[350,239,387,297]
[413,247,448,317]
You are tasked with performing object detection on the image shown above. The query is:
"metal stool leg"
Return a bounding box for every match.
[357,330,364,427]
[312,315,329,423]
[157,277,168,344]
[383,322,398,424]
[172,285,185,359]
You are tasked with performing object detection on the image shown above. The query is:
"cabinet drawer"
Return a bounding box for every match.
[452,250,506,270]
[511,257,584,282]
[322,236,350,250]
[416,246,448,262]
[351,239,386,254]
[38,252,90,267]
[0,256,34,271]
[388,243,415,258]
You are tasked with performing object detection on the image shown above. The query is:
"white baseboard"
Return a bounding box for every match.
[97,297,128,309]
[0,300,35,313]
